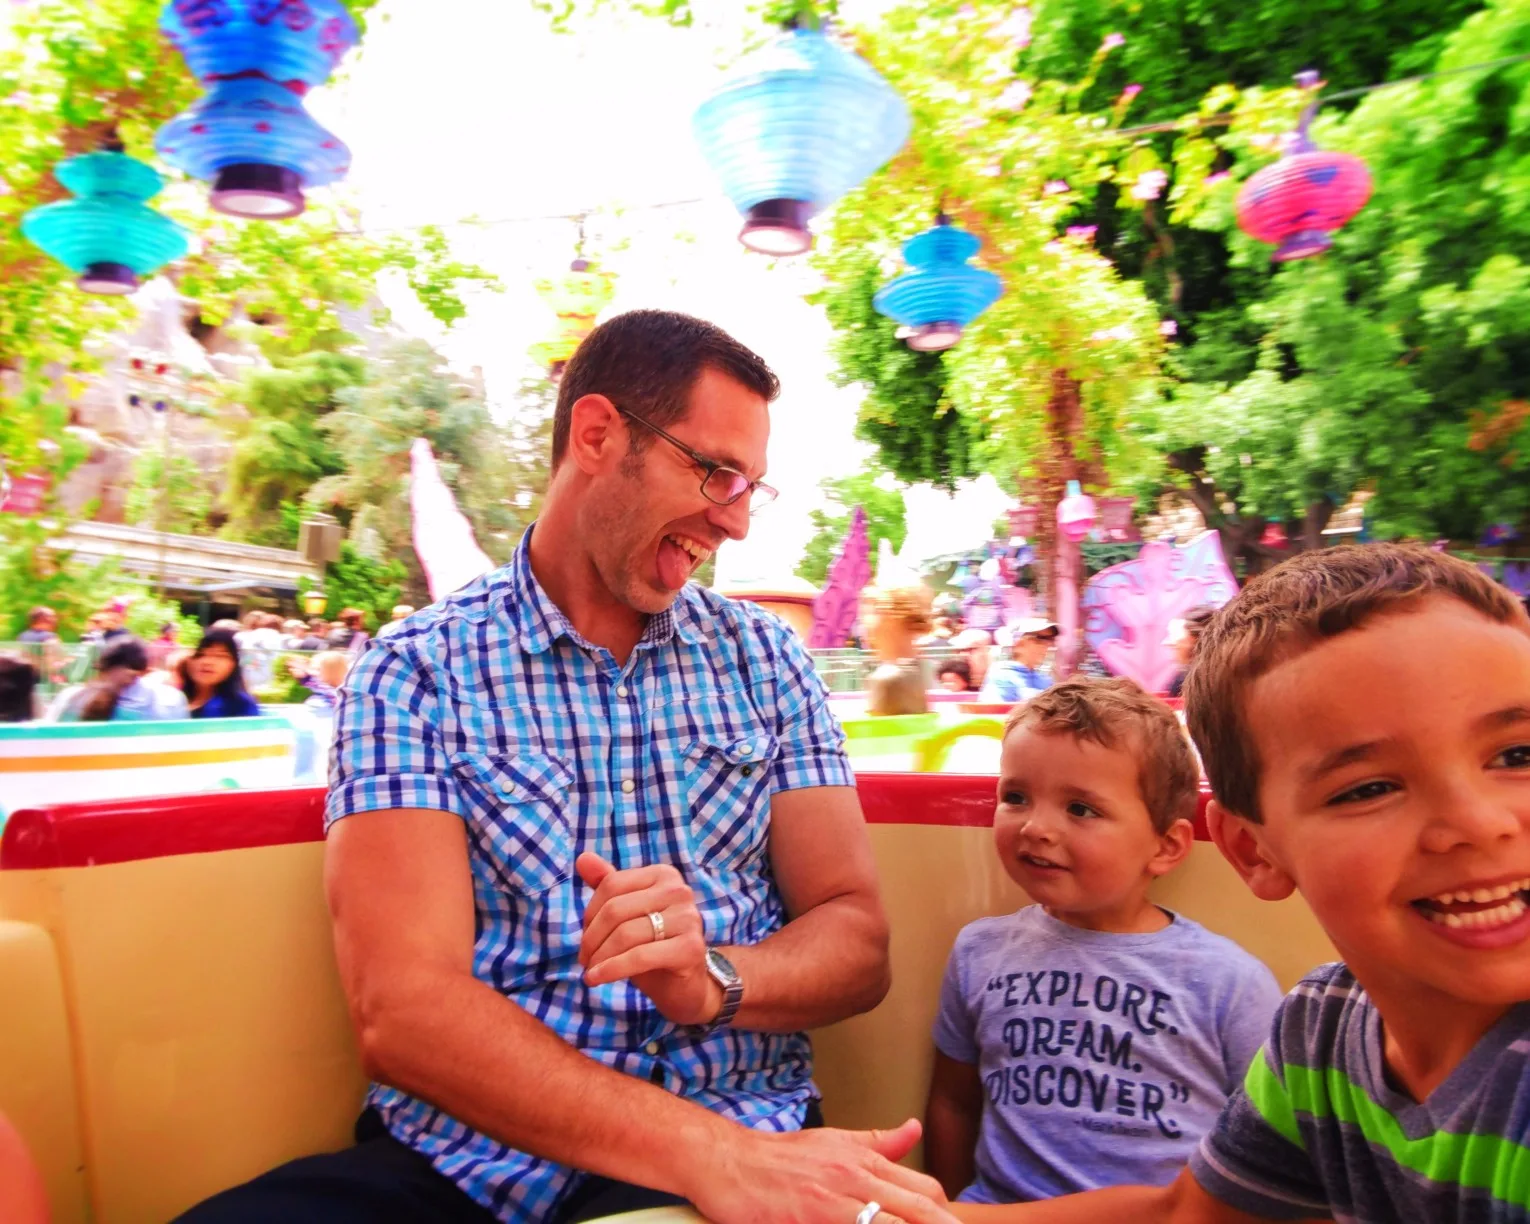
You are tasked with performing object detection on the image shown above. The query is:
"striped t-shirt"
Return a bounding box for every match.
[1191,961,1530,1221]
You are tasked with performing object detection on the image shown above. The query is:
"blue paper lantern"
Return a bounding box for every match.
[160,0,358,88]
[21,152,189,296]
[693,27,910,256]
[156,76,350,219]
[874,217,1002,351]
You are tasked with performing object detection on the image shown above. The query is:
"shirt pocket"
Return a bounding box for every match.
[449,751,575,896]
[683,733,779,871]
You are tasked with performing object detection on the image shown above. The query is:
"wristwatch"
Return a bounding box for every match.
[703,947,744,1031]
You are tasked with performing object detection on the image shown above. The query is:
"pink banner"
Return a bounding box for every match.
[409,438,495,601]
[1081,531,1238,692]
[809,506,871,650]
[0,470,50,516]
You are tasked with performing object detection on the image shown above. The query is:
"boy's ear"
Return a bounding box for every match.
[1206,799,1297,901]
[1146,817,1195,878]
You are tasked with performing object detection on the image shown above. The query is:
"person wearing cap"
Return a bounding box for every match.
[949,627,994,689]
[978,618,1059,704]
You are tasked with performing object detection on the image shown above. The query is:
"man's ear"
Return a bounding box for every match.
[1206,798,1297,901]
[564,394,625,476]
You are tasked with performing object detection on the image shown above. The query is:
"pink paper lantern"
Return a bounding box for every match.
[1236,118,1372,262]
[1057,480,1097,544]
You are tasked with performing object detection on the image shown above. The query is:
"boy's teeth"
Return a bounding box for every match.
[1428,878,1530,906]
[1422,894,1528,929]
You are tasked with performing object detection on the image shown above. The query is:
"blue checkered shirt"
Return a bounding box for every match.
[325,530,856,1221]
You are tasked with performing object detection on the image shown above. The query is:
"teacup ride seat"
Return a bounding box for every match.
[0,775,1334,1223]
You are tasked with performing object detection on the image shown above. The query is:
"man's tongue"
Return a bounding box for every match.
[657,536,693,590]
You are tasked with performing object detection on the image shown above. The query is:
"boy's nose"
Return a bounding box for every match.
[1420,782,1525,854]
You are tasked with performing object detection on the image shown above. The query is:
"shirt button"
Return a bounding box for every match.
[738,744,753,757]
[646,1042,661,1055]
[621,779,635,794]
[616,685,629,698]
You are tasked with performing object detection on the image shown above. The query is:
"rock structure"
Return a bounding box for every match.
[49,278,256,523]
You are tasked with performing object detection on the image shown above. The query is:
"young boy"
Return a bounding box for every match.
[954,542,1530,1221]
[927,677,1282,1204]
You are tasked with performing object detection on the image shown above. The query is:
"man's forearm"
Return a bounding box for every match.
[363,964,737,1198]
[724,890,889,1032]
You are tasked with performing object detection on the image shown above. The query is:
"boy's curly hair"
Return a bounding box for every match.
[1005,676,1199,834]
[1184,543,1529,822]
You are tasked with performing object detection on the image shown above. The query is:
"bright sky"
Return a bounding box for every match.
[266,1,1014,581]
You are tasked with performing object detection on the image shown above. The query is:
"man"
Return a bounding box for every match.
[96,599,131,643]
[178,311,953,1224]
[978,618,1058,704]
[949,627,993,690]
[16,606,57,645]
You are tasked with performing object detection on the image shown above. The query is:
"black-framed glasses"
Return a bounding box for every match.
[616,407,778,512]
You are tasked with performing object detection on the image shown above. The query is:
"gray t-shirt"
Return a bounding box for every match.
[935,905,1283,1203]
[1192,961,1530,1221]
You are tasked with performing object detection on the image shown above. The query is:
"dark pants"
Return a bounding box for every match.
[174,1101,824,1223]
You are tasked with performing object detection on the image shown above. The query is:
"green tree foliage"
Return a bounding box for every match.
[1130,0,1530,550]
[320,541,407,632]
[123,449,215,536]
[220,350,367,547]
[1023,0,1485,123]
[795,463,909,586]
[815,257,978,490]
[0,518,194,643]
[307,340,540,593]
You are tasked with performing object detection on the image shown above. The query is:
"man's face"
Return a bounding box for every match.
[1015,633,1052,669]
[100,609,122,630]
[581,367,769,616]
[1239,598,1530,1013]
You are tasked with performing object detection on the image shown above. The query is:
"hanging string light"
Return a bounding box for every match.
[155,0,359,219]
[693,20,909,256]
[1236,71,1373,261]
[874,214,1001,352]
[528,217,617,382]
[21,149,189,295]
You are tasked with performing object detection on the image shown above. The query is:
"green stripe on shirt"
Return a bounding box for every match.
[1248,1053,1530,1202]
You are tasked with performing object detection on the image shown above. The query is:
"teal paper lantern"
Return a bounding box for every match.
[693,26,910,256]
[21,152,189,295]
[874,217,1001,351]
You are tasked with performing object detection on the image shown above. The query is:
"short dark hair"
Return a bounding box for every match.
[1005,676,1199,835]
[0,653,38,722]
[1185,543,1530,822]
[551,310,780,469]
[937,658,973,686]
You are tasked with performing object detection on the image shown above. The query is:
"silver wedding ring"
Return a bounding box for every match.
[856,1202,883,1224]
[648,910,667,942]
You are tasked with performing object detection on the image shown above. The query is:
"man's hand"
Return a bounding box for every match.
[689,1118,959,1224]
[577,852,722,1026]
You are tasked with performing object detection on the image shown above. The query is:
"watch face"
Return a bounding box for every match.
[707,948,740,985]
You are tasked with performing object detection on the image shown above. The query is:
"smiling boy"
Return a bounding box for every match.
[956,543,1530,1222]
[927,678,1281,1204]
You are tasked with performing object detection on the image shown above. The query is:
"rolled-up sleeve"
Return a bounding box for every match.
[768,624,856,794]
[325,639,465,831]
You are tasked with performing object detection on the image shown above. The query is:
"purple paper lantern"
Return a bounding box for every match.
[1057,480,1097,544]
[1237,103,1372,261]
[156,0,359,219]
[160,0,358,87]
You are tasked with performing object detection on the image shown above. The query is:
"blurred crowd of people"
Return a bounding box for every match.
[0,598,415,725]
[858,579,1216,717]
